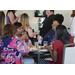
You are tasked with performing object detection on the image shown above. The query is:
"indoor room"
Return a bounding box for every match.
[0,10,75,64]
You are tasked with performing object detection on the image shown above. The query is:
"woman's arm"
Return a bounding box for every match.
[45,45,58,62]
[10,38,30,54]
[8,12,21,24]
[27,26,36,38]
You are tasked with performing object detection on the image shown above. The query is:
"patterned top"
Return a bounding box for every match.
[0,37,30,64]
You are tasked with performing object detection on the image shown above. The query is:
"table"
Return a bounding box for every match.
[29,49,50,64]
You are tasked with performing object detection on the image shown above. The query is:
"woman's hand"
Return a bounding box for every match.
[28,43,32,48]
[19,32,28,41]
[37,35,43,40]
[18,14,21,18]
[33,32,36,36]
[44,45,51,50]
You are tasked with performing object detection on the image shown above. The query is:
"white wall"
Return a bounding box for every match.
[0,10,72,33]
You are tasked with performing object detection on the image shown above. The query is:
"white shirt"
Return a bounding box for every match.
[70,17,75,36]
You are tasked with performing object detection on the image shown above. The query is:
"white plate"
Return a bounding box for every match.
[30,47,38,51]
[40,49,48,52]
[44,58,53,61]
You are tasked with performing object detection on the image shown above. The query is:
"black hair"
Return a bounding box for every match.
[6,10,15,15]
[54,14,64,24]
[14,22,22,28]
[56,25,70,44]
[50,10,54,13]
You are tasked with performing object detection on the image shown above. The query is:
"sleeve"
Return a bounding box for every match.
[52,41,59,51]
[16,41,30,54]
[43,29,55,45]
[28,39,32,44]
[43,30,49,41]
[0,40,3,50]
[10,38,30,54]
[69,36,74,43]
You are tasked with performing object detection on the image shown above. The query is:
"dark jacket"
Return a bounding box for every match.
[43,29,55,45]
[40,14,55,37]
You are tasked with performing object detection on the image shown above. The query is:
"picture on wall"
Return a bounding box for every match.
[34,10,46,17]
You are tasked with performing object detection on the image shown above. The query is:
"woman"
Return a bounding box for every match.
[14,22,34,64]
[0,24,31,64]
[39,14,64,64]
[43,14,64,45]
[14,22,32,46]
[70,10,75,43]
[20,13,36,38]
[0,11,5,37]
[45,25,73,64]
[6,10,21,24]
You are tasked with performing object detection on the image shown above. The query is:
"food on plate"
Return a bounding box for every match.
[32,45,33,47]
[31,49,34,51]
[30,46,38,51]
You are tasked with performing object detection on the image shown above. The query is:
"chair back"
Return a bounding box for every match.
[62,43,75,64]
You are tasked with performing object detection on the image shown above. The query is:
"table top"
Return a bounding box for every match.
[29,49,49,54]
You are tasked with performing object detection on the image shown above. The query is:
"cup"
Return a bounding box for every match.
[34,42,39,49]
[43,41,48,46]
[25,39,28,43]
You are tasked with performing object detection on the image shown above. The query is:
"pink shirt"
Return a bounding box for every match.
[0,37,30,64]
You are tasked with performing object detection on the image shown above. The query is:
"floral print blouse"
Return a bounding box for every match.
[0,37,30,64]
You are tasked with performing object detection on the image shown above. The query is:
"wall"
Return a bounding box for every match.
[0,10,72,33]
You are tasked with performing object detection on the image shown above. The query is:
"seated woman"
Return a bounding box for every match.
[45,25,74,64]
[0,11,5,38]
[14,22,34,64]
[0,24,32,64]
[42,14,64,45]
[14,22,32,46]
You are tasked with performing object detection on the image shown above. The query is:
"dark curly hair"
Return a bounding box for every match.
[53,14,64,24]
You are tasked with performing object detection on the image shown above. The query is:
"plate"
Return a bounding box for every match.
[30,47,38,52]
[40,49,48,52]
[44,58,53,61]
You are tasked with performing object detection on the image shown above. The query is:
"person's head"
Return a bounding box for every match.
[71,10,75,17]
[45,10,54,17]
[14,22,23,35]
[20,13,29,28]
[1,24,17,39]
[7,10,16,15]
[56,25,70,44]
[52,14,64,31]
[0,11,5,36]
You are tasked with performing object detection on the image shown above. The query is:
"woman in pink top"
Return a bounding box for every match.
[0,24,31,64]
[45,25,73,64]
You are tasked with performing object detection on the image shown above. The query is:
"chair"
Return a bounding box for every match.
[62,43,75,64]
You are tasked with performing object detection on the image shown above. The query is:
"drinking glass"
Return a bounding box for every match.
[43,41,48,46]
[34,42,39,49]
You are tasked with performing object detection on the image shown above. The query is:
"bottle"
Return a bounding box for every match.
[38,36,42,46]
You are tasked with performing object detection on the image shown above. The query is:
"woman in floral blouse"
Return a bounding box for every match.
[0,24,31,64]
